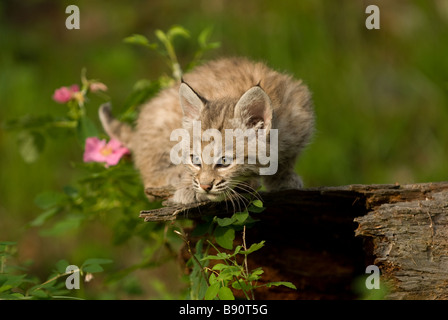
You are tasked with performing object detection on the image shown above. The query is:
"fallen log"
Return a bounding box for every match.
[354,186,448,299]
[139,181,448,299]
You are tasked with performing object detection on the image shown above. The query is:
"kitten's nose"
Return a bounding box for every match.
[200,184,213,192]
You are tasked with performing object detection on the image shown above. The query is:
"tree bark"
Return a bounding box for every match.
[354,184,448,299]
[139,181,448,299]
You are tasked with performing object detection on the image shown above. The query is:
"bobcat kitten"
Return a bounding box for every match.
[100,57,314,204]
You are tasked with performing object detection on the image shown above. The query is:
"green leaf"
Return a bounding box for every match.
[0,292,25,299]
[218,286,235,300]
[197,26,221,51]
[247,204,265,213]
[217,266,242,282]
[1,274,27,288]
[247,267,264,281]
[30,289,49,299]
[233,245,242,256]
[247,199,265,213]
[55,259,70,274]
[234,211,249,223]
[215,216,236,227]
[167,25,190,40]
[221,266,242,277]
[198,27,213,48]
[81,259,112,273]
[39,215,84,236]
[265,281,297,290]
[0,285,12,293]
[215,211,249,227]
[34,191,66,210]
[240,241,265,255]
[252,199,263,208]
[208,273,218,286]
[16,130,45,163]
[201,252,231,261]
[123,34,157,49]
[211,263,228,271]
[29,207,59,227]
[194,239,204,259]
[204,282,220,300]
[232,280,252,292]
[214,227,235,250]
[200,255,220,261]
[189,244,209,300]
[82,264,103,273]
[31,278,57,291]
[155,29,169,44]
[0,292,24,299]
[63,185,79,198]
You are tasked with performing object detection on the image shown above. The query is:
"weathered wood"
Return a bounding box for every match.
[140,182,448,221]
[145,186,176,200]
[139,181,448,299]
[355,189,448,299]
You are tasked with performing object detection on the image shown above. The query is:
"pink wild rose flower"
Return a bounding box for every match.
[83,137,129,167]
[52,85,80,103]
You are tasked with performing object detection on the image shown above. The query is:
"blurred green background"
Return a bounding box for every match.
[1,0,447,299]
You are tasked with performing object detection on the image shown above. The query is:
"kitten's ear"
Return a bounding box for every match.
[179,82,206,120]
[234,86,273,131]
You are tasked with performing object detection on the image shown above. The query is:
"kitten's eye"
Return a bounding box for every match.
[190,154,201,167]
[215,156,233,168]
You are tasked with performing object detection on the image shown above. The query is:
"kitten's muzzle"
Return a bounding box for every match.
[199,184,213,192]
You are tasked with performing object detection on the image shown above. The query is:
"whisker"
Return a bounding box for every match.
[224,189,237,215]
[222,189,230,213]
[227,179,262,203]
[237,183,263,201]
[226,186,247,213]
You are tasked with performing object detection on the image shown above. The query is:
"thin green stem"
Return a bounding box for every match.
[31,270,77,293]
[242,225,255,299]
[206,240,252,300]
[176,230,209,287]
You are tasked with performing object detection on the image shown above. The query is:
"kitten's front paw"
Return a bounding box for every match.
[170,187,198,205]
[287,174,303,189]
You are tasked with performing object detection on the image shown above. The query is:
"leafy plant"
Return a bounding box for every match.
[0,241,111,300]
[1,25,222,300]
[4,25,296,300]
[124,25,220,81]
[178,199,297,300]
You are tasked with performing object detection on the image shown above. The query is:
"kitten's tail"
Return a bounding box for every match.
[99,103,134,147]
